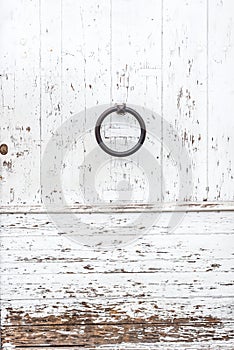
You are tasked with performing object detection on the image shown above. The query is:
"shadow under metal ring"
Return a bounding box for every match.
[95,104,146,157]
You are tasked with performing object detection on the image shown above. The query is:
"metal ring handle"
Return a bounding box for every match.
[95,104,146,157]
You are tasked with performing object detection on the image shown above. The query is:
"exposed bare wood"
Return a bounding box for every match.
[2,320,233,347]
[1,0,233,349]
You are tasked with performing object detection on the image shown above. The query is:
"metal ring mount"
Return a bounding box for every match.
[95,104,146,157]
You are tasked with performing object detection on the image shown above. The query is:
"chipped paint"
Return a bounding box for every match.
[0,0,234,348]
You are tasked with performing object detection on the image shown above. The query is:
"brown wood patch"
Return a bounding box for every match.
[2,306,233,347]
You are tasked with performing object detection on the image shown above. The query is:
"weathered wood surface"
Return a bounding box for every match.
[162,0,208,202]
[12,344,234,350]
[1,212,234,348]
[1,209,234,234]
[1,0,234,206]
[208,0,234,201]
[2,297,233,325]
[1,202,234,214]
[1,211,234,348]
[0,0,41,206]
[1,0,234,348]
[2,322,233,346]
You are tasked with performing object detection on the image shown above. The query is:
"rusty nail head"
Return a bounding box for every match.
[0,144,8,155]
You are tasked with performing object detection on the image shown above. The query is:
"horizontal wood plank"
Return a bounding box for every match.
[1,271,233,301]
[1,321,233,347]
[1,202,234,214]
[2,297,233,326]
[9,343,234,350]
[1,211,234,238]
[1,211,233,348]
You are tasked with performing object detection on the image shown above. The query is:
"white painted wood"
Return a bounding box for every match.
[61,0,111,205]
[1,0,233,205]
[1,212,233,346]
[40,0,62,159]
[162,0,208,202]
[109,0,162,202]
[1,201,234,213]
[11,343,234,350]
[1,256,232,275]
[1,0,234,348]
[111,0,161,109]
[0,0,233,204]
[1,211,234,236]
[2,270,233,299]
[208,0,234,200]
[0,0,41,206]
[2,297,233,325]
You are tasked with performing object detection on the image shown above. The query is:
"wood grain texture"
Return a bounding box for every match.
[2,322,233,347]
[1,211,234,348]
[40,0,62,156]
[162,0,208,202]
[10,344,234,350]
[208,0,234,201]
[1,0,234,349]
[0,0,41,206]
[1,201,234,214]
[0,0,233,205]
[2,297,233,325]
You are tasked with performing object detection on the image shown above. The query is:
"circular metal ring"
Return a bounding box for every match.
[95,105,146,157]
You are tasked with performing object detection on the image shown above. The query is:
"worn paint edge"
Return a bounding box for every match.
[0,202,234,214]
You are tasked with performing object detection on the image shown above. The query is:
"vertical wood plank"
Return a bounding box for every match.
[111,0,162,112]
[107,0,162,203]
[62,0,111,116]
[40,0,62,152]
[0,0,41,205]
[79,0,112,108]
[1,0,234,206]
[208,0,234,200]
[50,0,112,205]
[162,0,208,202]
[40,0,63,204]
[60,0,84,118]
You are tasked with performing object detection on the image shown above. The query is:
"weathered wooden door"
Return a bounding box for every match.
[1,0,234,349]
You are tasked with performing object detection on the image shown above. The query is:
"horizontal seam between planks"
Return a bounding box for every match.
[1,270,234,276]
[2,321,233,327]
[1,295,234,302]
[1,208,234,214]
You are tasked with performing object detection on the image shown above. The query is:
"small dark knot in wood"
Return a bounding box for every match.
[0,144,8,155]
